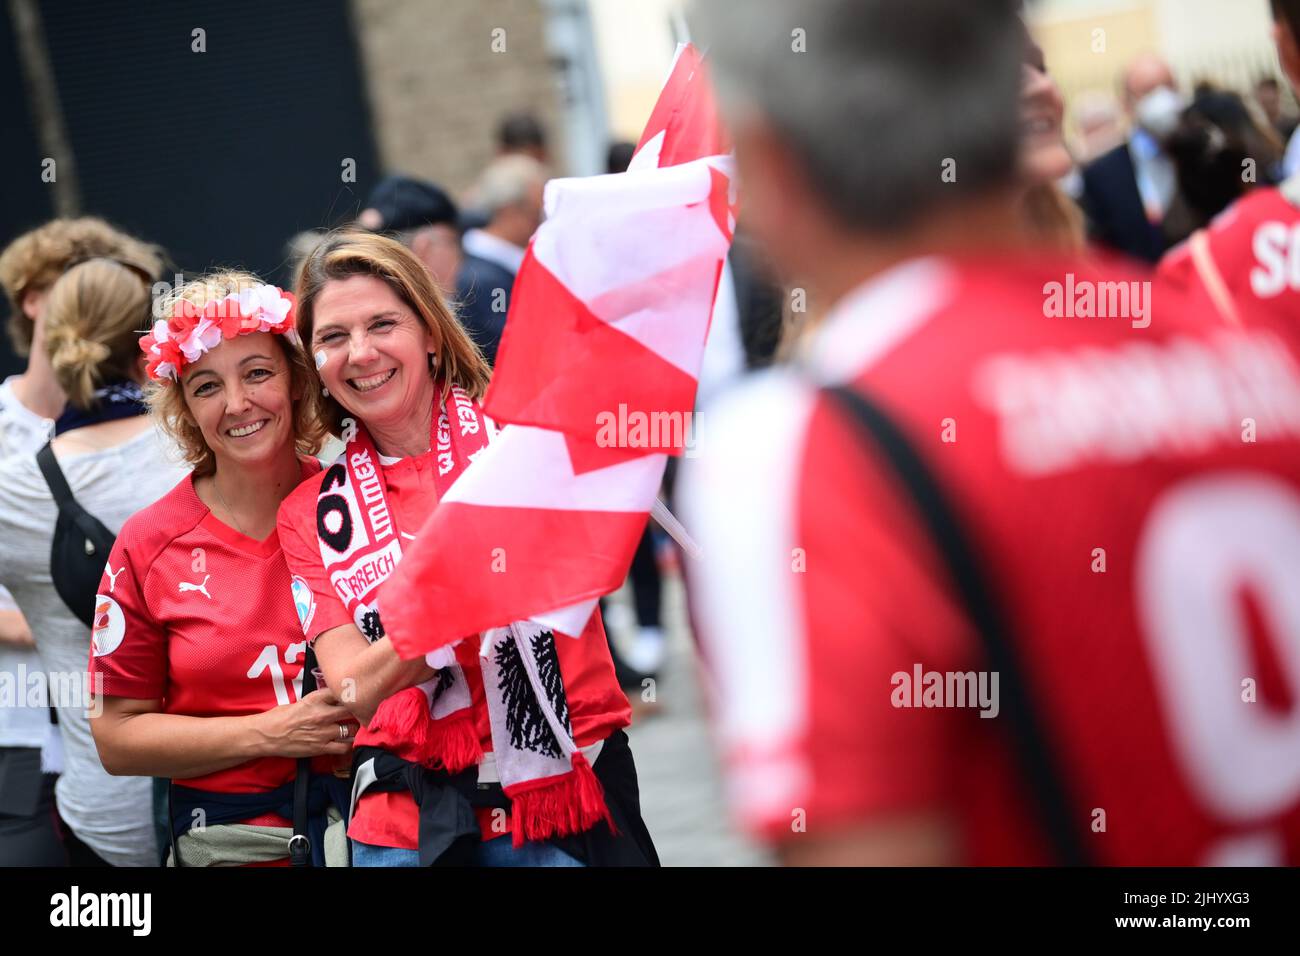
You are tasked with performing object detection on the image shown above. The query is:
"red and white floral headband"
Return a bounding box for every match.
[140,284,298,383]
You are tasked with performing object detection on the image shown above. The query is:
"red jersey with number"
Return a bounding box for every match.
[1159,182,1300,326]
[683,254,1300,865]
[91,461,327,798]
[277,447,631,849]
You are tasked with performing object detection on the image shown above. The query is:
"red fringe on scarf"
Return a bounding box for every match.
[505,751,617,848]
[360,686,483,772]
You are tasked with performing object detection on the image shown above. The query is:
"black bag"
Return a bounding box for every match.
[36,442,117,627]
[168,651,322,868]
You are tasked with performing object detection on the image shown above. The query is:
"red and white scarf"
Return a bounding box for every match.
[314,382,613,846]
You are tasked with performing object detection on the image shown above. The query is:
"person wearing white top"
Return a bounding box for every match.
[0,258,182,867]
[0,376,60,866]
[0,218,163,865]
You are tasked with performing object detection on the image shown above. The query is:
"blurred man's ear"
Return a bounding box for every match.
[731,118,817,283]
[1274,20,1300,95]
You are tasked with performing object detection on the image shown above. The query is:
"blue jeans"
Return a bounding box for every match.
[352,836,585,867]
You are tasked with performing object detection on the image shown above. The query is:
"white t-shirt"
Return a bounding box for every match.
[0,425,186,866]
[0,375,55,752]
[0,375,54,458]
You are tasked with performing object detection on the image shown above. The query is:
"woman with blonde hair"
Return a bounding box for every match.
[88,270,359,867]
[0,221,162,866]
[0,257,183,865]
[277,228,658,866]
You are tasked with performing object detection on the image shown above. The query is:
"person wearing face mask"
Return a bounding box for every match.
[1080,53,1186,262]
[87,272,357,867]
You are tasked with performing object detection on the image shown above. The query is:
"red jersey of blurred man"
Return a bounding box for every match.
[683,0,1300,866]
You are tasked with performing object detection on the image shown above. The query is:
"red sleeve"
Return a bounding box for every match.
[276,484,353,644]
[89,527,168,699]
[781,398,977,840]
[684,378,976,845]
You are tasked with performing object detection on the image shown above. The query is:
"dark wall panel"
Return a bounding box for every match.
[0,8,56,376]
[28,0,380,288]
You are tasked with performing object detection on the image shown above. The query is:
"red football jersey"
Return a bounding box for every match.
[684,254,1300,865]
[277,448,632,848]
[1159,181,1300,327]
[91,461,326,795]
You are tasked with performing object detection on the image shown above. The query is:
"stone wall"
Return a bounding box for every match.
[351,0,565,200]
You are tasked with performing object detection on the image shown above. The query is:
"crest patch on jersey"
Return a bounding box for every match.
[91,595,126,657]
[290,575,316,636]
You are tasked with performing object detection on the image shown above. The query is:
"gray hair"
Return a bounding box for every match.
[475,154,547,218]
[690,0,1025,232]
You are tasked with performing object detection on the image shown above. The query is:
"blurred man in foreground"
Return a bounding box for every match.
[682,0,1300,866]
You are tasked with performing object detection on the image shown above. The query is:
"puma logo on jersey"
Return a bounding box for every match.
[105,565,124,593]
[178,575,212,599]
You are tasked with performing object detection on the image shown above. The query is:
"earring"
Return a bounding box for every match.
[321,386,329,397]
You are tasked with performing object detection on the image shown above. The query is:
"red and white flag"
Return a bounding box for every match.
[485,155,733,455]
[631,41,729,173]
[486,42,733,452]
[382,43,731,655]
[384,426,666,656]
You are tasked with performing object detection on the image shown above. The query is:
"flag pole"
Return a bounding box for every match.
[651,496,701,559]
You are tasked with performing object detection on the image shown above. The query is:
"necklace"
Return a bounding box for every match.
[213,476,248,537]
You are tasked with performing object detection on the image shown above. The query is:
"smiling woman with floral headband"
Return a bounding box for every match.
[88,272,358,867]
[276,229,659,867]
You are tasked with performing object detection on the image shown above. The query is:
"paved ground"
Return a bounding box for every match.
[610,573,772,867]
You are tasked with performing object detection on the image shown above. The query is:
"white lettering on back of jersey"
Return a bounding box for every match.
[1137,474,1300,851]
[1250,221,1300,298]
[974,330,1300,477]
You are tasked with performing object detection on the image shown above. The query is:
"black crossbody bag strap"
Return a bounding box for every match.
[36,441,115,544]
[36,443,75,505]
[166,647,321,868]
[824,385,1089,866]
[289,650,320,866]
[168,782,183,867]
[36,442,117,625]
